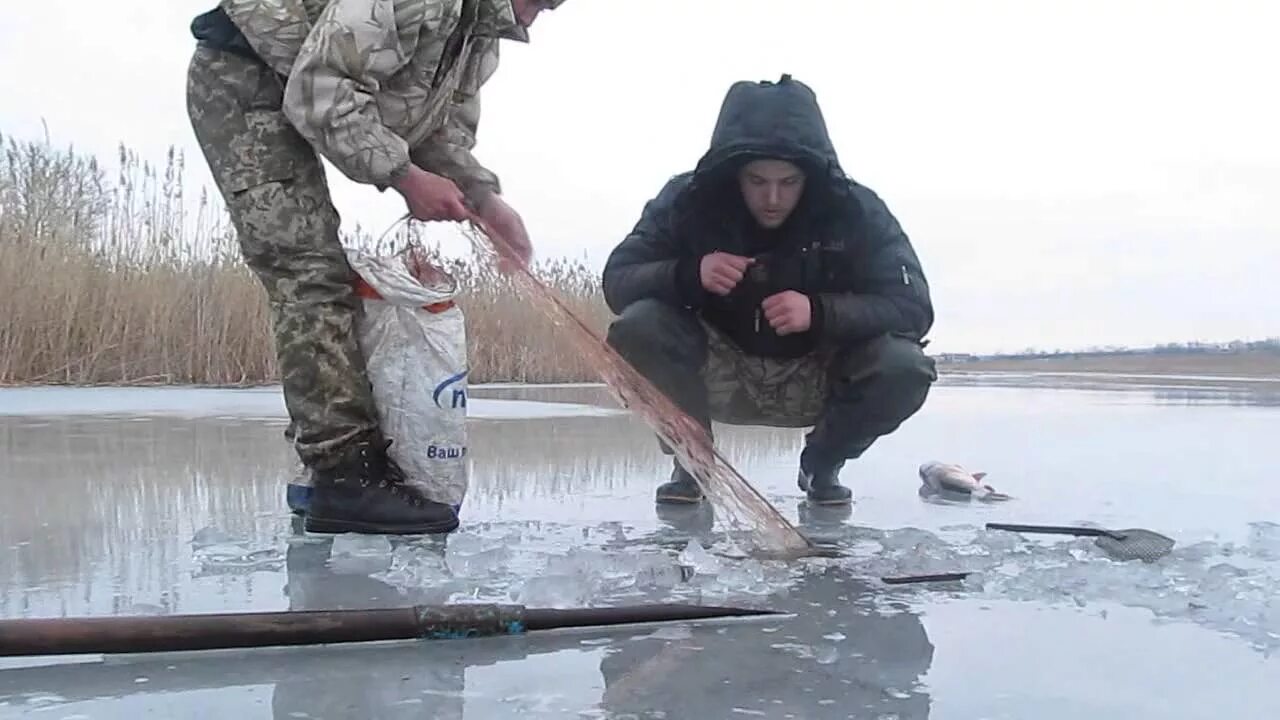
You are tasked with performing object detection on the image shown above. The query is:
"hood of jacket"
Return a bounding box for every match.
[686,74,847,201]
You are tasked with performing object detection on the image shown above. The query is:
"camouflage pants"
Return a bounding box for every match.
[185,46,379,470]
[606,298,937,466]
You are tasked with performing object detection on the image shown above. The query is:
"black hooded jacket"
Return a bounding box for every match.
[602,75,933,359]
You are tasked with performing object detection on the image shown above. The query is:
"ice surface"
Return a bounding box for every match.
[375,542,450,588]
[444,532,510,578]
[328,534,395,574]
[634,556,694,589]
[0,386,622,420]
[360,521,806,610]
[516,574,595,608]
[190,526,283,574]
[191,527,239,548]
[455,399,625,420]
[1247,521,1280,561]
[813,644,840,665]
[677,540,723,577]
[289,515,1280,654]
[330,534,393,558]
[853,524,1280,654]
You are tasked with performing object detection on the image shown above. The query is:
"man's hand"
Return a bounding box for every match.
[392,165,470,222]
[476,193,533,272]
[700,252,754,296]
[761,291,812,335]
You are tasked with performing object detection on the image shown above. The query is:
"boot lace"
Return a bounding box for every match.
[363,439,425,506]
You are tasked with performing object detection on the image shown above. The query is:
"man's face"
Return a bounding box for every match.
[737,159,806,229]
[511,0,553,28]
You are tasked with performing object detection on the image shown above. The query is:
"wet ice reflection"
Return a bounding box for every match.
[0,555,941,720]
[2,383,1279,718]
[0,408,806,620]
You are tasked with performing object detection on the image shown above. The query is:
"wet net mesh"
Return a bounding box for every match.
[1093,529,1177,563]
[457,218,816,558]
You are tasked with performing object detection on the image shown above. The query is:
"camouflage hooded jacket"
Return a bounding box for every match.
[214,0,534,202]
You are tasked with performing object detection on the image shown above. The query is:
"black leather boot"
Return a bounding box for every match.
[304,435,459,535]
[655,464,704,504]
[797,447,853,506]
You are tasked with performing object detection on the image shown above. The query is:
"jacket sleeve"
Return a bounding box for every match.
[281,0,429,188]
[814,190,934,344]
[602,176,707,315]
[409,38,502,207]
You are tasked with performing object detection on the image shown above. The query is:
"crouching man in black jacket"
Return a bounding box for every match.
[602,75,937,507]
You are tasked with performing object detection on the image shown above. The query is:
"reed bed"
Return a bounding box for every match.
[0,131,612,386]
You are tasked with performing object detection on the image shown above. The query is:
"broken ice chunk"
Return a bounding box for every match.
[1247,522,1280,560]
[191,526,282,573]
[517,574,593,608]
[444,532,509,578]
[635,556,693,589]
[330,533,392,559]
[678,540,722,577]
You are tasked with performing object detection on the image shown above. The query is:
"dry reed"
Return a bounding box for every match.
[0,130,611,386]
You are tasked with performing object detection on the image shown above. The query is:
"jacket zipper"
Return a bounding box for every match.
[901,265,911,286]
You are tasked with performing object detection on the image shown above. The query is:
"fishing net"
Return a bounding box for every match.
[1091,529,1176,563]
[986,523,1176,563]
[456,217,816,559]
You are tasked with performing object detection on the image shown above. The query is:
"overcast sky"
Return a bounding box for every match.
[2,0,1277,354]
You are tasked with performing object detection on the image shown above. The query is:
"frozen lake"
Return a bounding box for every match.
[1,377,1278,719]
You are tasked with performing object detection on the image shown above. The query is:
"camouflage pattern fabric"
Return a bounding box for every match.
[218,0,525,202]
[185,0,552,469]
[701,326,935,462]
[605,298,935,465]
[186,45,379,470]
[700,320,831,428]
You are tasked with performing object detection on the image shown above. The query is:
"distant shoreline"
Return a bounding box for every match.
[935,350,1279,384]
[2,352,1275,390]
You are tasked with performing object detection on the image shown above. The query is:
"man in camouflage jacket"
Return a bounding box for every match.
[185,0,566,535]
[603,75,937,508]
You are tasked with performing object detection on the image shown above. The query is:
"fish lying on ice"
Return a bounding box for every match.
[918,461,1012,501]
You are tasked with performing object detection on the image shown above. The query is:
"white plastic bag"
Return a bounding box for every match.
[344,246,470,510]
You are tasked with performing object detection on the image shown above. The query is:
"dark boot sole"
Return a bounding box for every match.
[304,514,459,536]
[655,494,703,505]
[809,496,854,506]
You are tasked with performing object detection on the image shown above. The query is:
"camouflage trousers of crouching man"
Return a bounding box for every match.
[185,46,379,470]
[605,298,938,471]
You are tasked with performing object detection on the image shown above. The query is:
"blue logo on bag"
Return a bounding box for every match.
[433,369,468,409]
